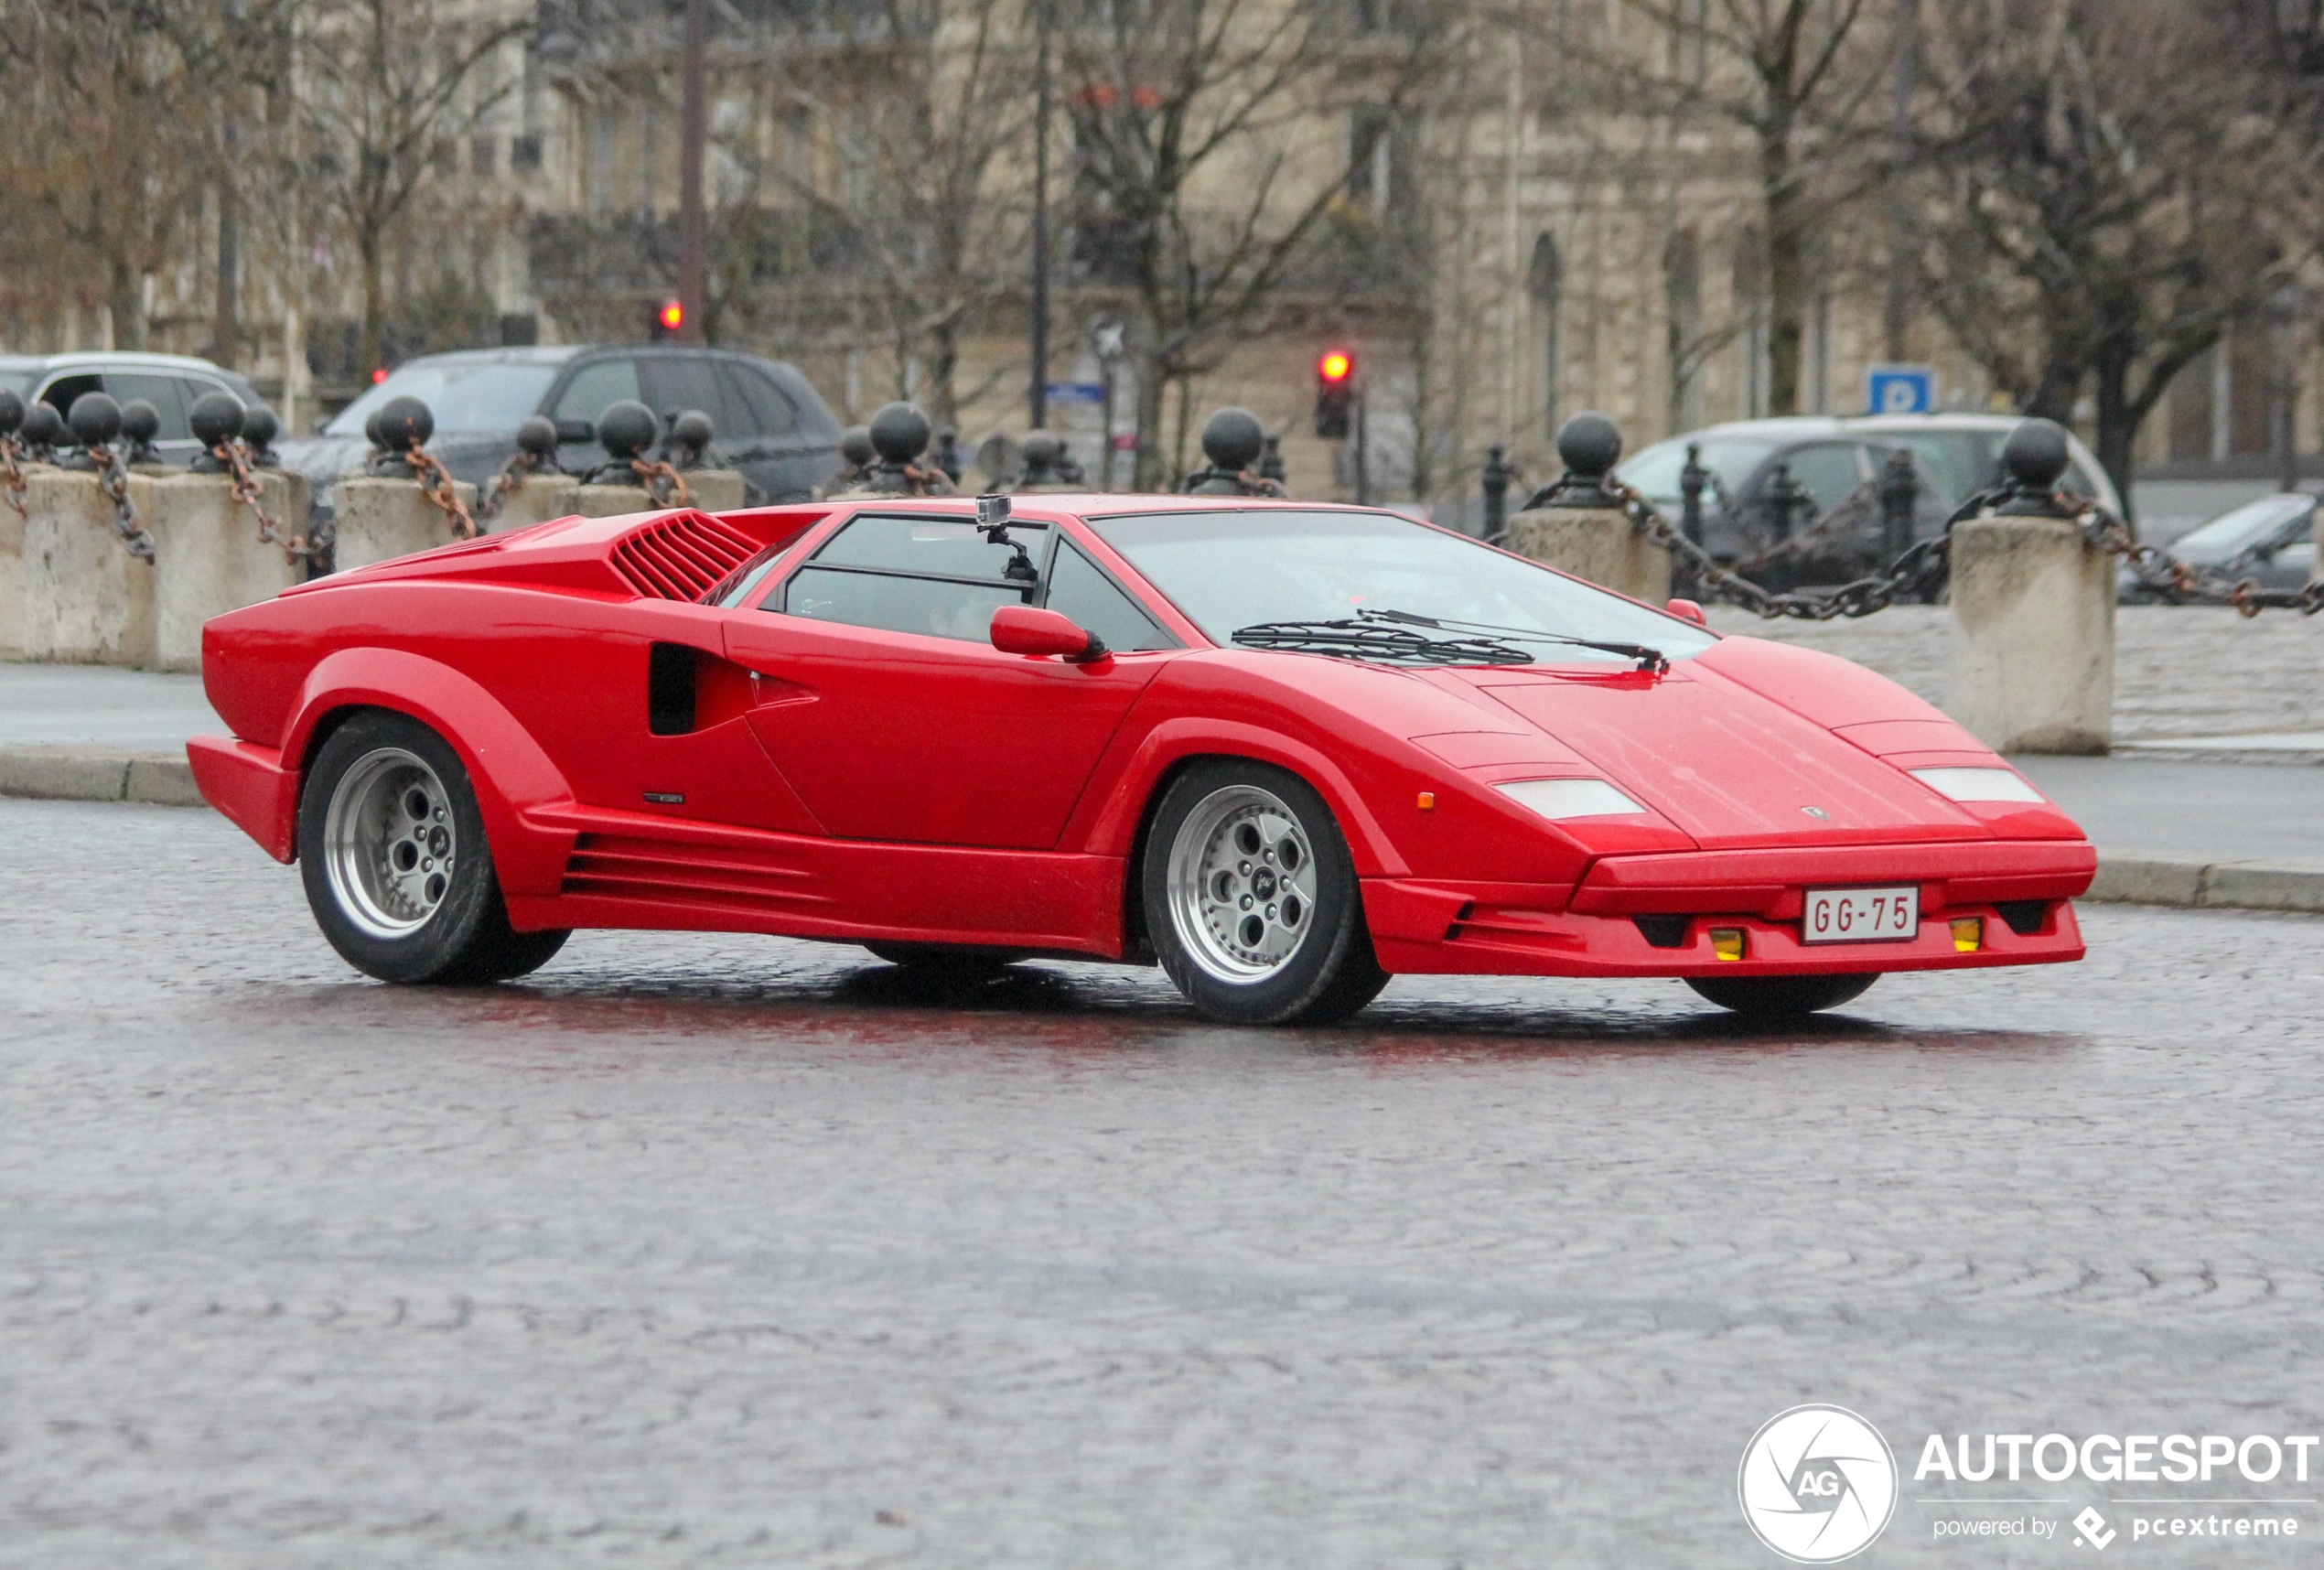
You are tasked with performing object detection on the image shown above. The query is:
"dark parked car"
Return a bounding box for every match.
[0,351,264,465]
[278,345,846,525]
[1615,418,1953,585]
[2120,492,2319,603]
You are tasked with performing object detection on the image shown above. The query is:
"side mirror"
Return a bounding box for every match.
[554,416,596,445]
[1664,597,1707,627]
[991,604,1107,662]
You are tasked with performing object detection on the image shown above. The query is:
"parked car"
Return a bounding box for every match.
[277,345,847,526]
[2119,491,2319,603]
[1616,413,2122,586]
[0,350,264,464]
[189,496,2093,1024]
[1614,417,1954,584]
[1845,412,2123,516]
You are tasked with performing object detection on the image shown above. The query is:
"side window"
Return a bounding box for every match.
[101,373,193,440]
[776,514,1050,643]
[722,364,802,441]
[1780,442,1870,514]
[551,359,641,421]
[639,355,744,439]
[1045,543,1174,651]
[41,372,102,419]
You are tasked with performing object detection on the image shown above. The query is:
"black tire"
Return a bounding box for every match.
[1141,758,1387,1025]
[863,941,1027,975]
[1684,972,1877,1017]
[297,710,570,984]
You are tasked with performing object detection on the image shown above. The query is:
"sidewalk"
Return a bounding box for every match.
[3,659,2319,911]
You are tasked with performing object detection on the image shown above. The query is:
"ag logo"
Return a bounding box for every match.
[1738,1404,1899,1563]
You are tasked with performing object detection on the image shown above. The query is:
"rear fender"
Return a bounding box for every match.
[1074,718,1409,877]
[281,649,576,895]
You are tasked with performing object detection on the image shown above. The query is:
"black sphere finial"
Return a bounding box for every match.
[1555,411,1622,479]
[515,414,559,460]
[1200,406,1265,472]
[840,425,875,468]
[68,391,124,447]
[2001,418,2071,491]
[373,394,433,452]
[188,390,248,447]
[596,400,657,461]
[869,402,931,465]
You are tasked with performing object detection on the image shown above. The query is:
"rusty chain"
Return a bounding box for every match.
[629,457,692,510]
[403,445,478,540]
[477,447,544,526]
[1606,475,1947,619]
[91,441,156,563]
[1,436,27,521]
[2061,494,2324,616]
[210,439,312,563]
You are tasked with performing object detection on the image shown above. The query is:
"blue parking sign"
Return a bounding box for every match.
[1867,364,1934,414]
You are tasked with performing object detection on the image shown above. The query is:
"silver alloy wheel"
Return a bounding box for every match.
[322,746,457,940]
[1165,783,1320,984]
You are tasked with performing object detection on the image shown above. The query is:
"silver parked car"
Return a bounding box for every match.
[2119,492,2319,603]
[0,351,264,464]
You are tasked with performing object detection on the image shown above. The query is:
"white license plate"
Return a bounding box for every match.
[1802,886,1919,943]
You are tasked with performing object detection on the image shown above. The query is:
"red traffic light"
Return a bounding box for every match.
[657,298,685,333]
[1318,349,1353,383]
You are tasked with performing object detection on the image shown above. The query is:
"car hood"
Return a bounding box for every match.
[1420,637,2075,850]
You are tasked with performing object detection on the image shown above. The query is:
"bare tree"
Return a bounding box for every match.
[1904,0,2322,510]
[1065,0,1450,487]
[1569,0,1895,419]
[296,0,528,376]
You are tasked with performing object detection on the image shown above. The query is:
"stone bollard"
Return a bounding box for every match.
[485,473,584,532]
[574,484,657,519]
[1504,412,1670,604]
[21,468,158,665]
[333,476,480,572]
[147,471,312,672]
[0,464,57,659]
[1946,420,2114,755]
[675,468,747,511]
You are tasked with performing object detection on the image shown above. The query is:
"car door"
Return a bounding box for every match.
[721,511,1169,848]
[548,356,641,472]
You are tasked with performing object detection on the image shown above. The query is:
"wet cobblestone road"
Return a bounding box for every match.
[4,800,2320,1567]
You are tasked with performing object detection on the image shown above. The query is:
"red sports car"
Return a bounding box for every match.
[189,495,2093,1022]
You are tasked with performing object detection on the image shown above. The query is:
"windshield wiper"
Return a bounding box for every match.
[1362,608,1669,674]
[1231,618,1535,666]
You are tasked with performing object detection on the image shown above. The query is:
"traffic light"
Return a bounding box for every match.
[651,297,685,339]
[1315,348,1355,439]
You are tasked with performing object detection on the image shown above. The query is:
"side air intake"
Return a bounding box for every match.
[609,512,763,601]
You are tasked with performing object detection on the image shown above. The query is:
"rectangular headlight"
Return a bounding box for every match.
[1495,777,1647,821]
[1909,767,2045,804]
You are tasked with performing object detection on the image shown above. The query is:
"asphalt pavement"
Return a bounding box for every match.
[4,798,2321,1566]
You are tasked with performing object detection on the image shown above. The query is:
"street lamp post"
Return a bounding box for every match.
[1030,0,1053,430]
[677,0,707,344]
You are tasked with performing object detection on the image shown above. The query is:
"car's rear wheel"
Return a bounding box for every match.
[1684,973,1877,1017]
[863,941,1027,975]
[1143,760,1387,1025]
[299,711,568,984]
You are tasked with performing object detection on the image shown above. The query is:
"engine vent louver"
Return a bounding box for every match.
[608,512,763,602]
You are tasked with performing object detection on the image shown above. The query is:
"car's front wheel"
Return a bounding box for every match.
[1143,760,1387,1025]
[1684,973,1877,1017]
[298,710,569,984]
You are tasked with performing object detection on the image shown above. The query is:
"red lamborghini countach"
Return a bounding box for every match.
[189,495,2093,1022]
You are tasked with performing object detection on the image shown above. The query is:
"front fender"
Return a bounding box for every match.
[1071,716,1410,877]
[280,648,576,895]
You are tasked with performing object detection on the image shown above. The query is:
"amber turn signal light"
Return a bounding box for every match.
[1709,927,1746,962]
[1416,791,1435,810]
[1950,917,1984,953]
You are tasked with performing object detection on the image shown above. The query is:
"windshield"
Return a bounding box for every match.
[325,362,558,436]
[2172,495,2314,555]
[1617,436,1781,505]
[1086,510,1716,667]
[1875,431,1996,507]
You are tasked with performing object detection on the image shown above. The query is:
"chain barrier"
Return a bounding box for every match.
[403,445,478,540]
[91,442,155,563]
[1,436,27,522]
[211,439,312,564]
[477,447,544,526]
[1608,475,1946,620]
[630,457,692,510]
[2065,496,2324,617]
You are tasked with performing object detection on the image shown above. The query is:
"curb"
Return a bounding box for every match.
[0,747,205,808]
[2,747,2320,916]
